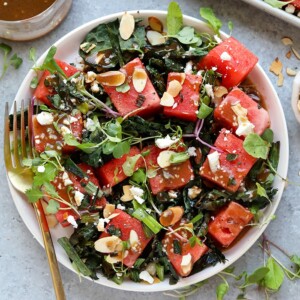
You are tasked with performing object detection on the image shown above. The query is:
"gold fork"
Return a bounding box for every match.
[4,101,66,300]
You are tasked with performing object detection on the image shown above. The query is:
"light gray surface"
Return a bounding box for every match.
[0,0,299,299]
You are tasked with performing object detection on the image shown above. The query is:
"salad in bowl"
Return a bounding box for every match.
[12,2,288,291]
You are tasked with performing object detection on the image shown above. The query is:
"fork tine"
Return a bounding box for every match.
[20,100,27,160]
[13,101,21,168]
[4,102,12,169]
[27,100,34,158]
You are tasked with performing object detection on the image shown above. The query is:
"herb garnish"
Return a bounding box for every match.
[0,43,23,79]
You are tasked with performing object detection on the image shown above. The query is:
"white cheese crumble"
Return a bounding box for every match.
[36,112,54,126]
[204,84,214,99]
[139,270,154,284]
[85,118,96,132]
[168,190,178,199]
[181,253,192,267]
[220,51,232,61]
[116,204,126,210]
[207,151,220,173]
[96,218,110,231]
[60,125,72,136]
[74,191,84,206]
[67,215,78,228]
[155,135,179,149]
[187,147,197,157]
[231,103,255,137]
[129,186,145,204]
[37,165,45,173]
[184,60,193,74]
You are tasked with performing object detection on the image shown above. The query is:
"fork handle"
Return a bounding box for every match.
[33,201,66,300]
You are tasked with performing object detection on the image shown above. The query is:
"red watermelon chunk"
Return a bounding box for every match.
[96,146,143,188]
[100,209,152,267]
[143,145,194,195]
[50,163,106,227]
[163,73,202,122]
[290,0,300,8]
[214,88,270,136]
[103,58,161,117]
[33,111,83,153]
[162,223,208,276]
[208,201,253,247]
[200,129,257,192]
[33,60,78,107]
[198,37,258,88]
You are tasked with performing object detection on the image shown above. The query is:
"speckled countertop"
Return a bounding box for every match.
[1,0,300,299]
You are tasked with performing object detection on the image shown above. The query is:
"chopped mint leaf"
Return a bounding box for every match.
[256,182,270,200]
[25,187,43,203]
[167,1,183,35]
[30,76,39,88]
[122,154,141,176]
[239,266,270,288]
[200,7,223,35]
[29,47,37,63]
[243,133,270,159]
[226,153,238,161]
[197,102,213,119]
[9,53,23,69]
[216,282,229,300]
[262,257,284,291]
[46,199,60,214]
[112,140,131,158]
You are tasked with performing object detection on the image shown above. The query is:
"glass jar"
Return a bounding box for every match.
[0,0,72,41]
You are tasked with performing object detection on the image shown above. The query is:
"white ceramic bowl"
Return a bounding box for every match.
[9,10,289,292]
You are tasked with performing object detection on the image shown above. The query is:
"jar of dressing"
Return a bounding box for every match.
[0,0,72,41]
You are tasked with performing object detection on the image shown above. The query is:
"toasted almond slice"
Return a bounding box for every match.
[95,52,105,65]
[96,71,126,86]
[148,16,163,32]
[106,253,123,264]
[281,37,293,46]
[121,185,134,202]
[157,150,176,168]
[292,47,300,60]
[107,212,120,220]
[286,50,292,59]
[269,57,283,76]
[94,236,123,253]
[160,92,175,107]
[129,230,140,248]
[159,206,184,226]
[132,68,148,93]
[146,30,166,45]
[286,67,297,76]
[103,203,116,219]
[213,86,228,98]
[277,72,284,87]
[181,253,193,276]
[167,80,182,97]
[119,12,135,40]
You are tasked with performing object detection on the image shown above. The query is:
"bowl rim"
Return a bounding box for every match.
[10,9,289,292]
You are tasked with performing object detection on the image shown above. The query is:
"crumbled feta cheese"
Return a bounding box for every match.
[184,60,193,74]
[204,84,214,99]
[60,125,72,136]
[139,270,154,284]
[84,118,96,132]
[220,51,232,61]
[207,151,220,173]
[67,215,78,228]
[212,66,218,71]
[64,179,73,186]
[85,71,97,83]
[69,116,78,124]
[117,204,126,210]
[187,147,197,157]
[168,190,178,199]
[74,191,84,206]
[181,253,192,267]
[96,218,110,231]
[129,186,145,204]
[91,81,100,93]
[37,165,45,173]
[36,112,54,126]
[236,119,255,137]
[188,186,202,199]
[155,135,179,149]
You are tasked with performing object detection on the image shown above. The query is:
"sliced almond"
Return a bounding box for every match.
[286,67,297,76]
[132,68,148,93]
[96,71,126,87]
[269,57,283,76]
[277,72,284,87]
[146,30,166,46]
[170,73,186,85]
[119,12,135,40]
[159,206,184,227]
[181,253,192,276]
[281,37,293,46]
[292,47,300,60]
[107,212,120,220]
[94,236,123,253]
[157,150,176,168]
[167,80,182,97]
[213,86,228,98]
[103,204,116,219]
[121,185,134,202]
[129,230,140,248]
[286,50,292,59]
[160,92,175,107]
[95,52,105,65]
[106,251,128,264]
[148,16,163,32]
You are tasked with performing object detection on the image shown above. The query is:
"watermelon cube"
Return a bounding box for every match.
[198,37,258,88]
[200,129,257,192]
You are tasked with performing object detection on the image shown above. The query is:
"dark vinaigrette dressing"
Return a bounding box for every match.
[0,0,56,21]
